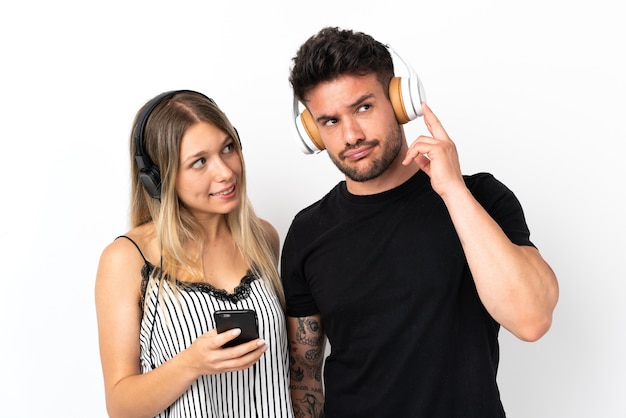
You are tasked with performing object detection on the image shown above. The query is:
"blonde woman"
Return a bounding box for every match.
[95,90,293,418]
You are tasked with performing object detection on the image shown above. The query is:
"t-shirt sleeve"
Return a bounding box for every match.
[467,173,535,248]
[280,218,320,318]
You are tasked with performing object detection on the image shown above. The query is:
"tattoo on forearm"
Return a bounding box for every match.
[291,352,322,382]
[314,362,322,383]
[289,315,326,417]
[290,317,324,382]
[305,347,323,363]
[296,317,322,346]
[295,393,324,418]
[292,365,304,382]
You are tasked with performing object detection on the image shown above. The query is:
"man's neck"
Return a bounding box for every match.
[346,159,420,196]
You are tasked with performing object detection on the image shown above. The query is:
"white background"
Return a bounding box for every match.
[1,1,624,417]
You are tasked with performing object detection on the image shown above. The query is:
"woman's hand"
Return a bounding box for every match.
[181,328,268,377]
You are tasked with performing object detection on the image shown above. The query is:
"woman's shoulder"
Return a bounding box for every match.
[96,223,158,304]
[101,223,158,267]
[259,218,280,257]
[259,218,278,238]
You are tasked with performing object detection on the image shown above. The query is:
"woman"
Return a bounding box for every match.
[95,90,293,418]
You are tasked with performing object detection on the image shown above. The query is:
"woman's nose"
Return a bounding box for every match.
[210,157,233,181]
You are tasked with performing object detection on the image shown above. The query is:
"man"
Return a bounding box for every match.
[281,27,559,417]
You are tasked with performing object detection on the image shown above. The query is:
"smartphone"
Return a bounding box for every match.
[214,309,259,348]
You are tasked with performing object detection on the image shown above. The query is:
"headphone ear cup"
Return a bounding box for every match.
[389,76,411,124]
[389,76,425,125]
[138,165,162,200]
[300,109,324,151]
[294,107,325,154]
[233,127,242,150]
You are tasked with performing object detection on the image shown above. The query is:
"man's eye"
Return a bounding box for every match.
[324,118,338,127]
[359,104,371,112]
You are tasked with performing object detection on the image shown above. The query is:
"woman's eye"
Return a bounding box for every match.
[191,157,206,169]
[223,142,235,153]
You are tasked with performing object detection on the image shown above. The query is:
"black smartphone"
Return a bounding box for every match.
[214,309,259,348]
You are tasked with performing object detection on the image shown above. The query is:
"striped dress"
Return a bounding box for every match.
[122,236,293,418]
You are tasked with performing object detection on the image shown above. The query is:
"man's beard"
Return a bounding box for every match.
[328,123,403,182]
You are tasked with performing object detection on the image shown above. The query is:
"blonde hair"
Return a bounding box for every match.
[129,91,284,309]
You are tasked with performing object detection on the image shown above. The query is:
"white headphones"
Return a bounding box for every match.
[292,45,427,154]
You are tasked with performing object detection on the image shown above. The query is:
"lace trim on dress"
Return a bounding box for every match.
[185,272,258,303]
[140,262,259,307]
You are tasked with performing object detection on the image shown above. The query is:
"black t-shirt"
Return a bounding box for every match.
[281,171,533,417]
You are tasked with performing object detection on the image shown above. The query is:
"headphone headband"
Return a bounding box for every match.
[134,90,213,168]
[292,45,426,154]
[133,89,214,200]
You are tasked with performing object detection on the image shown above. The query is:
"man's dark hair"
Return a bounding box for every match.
[289,27,394,102]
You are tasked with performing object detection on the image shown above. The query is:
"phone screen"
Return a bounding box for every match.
[214,309,259,348]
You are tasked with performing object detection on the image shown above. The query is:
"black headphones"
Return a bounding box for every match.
[133,90,240,200]
[292,45,426,154]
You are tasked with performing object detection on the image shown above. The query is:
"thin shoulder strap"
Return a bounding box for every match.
[116,235,149,265]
